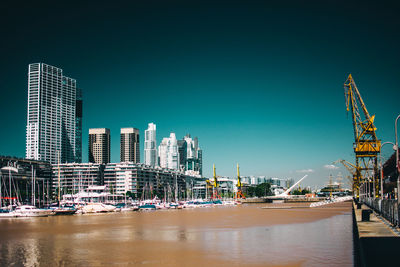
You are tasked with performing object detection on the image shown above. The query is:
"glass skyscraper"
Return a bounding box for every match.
[177,134,203,175]
[75,88,83,163]
[144,123,157,167]
[26,63,78,164]
[158,133,179,170]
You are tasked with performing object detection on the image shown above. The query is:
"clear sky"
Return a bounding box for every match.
[1,0,399,188]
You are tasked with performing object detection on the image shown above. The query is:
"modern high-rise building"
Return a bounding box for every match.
[75,88,83,163]
[120,127,140,163]
[55,162,198,199]
[26,63,78,164]
[158,133,179,170]
[89,128,110,164]
[177,139,187,168]
[51,162,105,194]
[159,138,168,168]
[144,123,157,167]
[177,134,203,175]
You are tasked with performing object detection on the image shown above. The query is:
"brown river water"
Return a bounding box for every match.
[0,202,353,267]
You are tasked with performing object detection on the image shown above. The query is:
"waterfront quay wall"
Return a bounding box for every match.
[241,198,267,203]
[241,197,324,203]
[352,201,400,267]
[284,197,322,203]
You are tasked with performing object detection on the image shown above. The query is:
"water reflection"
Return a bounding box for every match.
[201,213,353,266]
[0,203,353,266]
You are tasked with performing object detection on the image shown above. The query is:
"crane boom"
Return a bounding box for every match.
[333,159,358,176]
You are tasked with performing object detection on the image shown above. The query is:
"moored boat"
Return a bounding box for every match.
[53,206,78,215]
[81,203,116,213]
[0,208,16,218]
[13,205,53,217]
[138,204,156,211]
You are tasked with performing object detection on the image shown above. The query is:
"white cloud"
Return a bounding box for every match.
[296,169,314,173]
[324,164,339,170]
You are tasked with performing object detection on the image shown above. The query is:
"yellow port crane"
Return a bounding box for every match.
[235,163,246,199]
[332,159,359,185]
[212,164,219,188]
[205,179,213,199]
[344,74,381,198]
[205,164,220,200]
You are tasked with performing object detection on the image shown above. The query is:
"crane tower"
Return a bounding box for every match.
[344,74,381,198]
[211,164,221,200]
[236,163,246,199]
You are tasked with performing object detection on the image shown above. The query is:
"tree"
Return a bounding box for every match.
[292,187,311,195]
[245,183,272,197]
[255,183,272,197]
[126,191,135,199]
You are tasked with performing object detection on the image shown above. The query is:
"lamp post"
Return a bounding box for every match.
[395,115,400,204]
[0,171,2,208]
[378,155,386,200]
[381,142,396,200]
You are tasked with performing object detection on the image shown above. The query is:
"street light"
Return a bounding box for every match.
[380,141,396,201]
[395,114,400,204]
[378,155,386,200]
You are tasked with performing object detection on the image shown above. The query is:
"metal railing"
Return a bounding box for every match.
[361,197,399,227]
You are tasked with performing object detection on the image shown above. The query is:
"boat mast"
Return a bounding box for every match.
[175,173,178,202]
[42,179,45,207]
[9,167,12,206]
[0,171,2,207]
[33,167,36,206]
[58,150,61,205]
[31,166,33,205]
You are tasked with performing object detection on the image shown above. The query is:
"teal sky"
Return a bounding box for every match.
[1,0,399,188]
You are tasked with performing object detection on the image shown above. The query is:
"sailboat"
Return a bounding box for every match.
[52,151,77,215]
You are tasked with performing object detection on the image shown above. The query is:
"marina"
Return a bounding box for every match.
[1,1,399,266]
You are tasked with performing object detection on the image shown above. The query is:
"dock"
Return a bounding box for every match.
[353,201,400,266]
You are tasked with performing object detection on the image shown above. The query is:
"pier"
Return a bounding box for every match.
[353,201,400,267]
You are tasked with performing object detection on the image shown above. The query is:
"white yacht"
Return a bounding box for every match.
[0,208,16,218]
[62,185,124,205]
[81,203,117,213]
[13,205,53,217]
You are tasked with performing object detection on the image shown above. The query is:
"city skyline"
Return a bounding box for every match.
[1,1,400,188]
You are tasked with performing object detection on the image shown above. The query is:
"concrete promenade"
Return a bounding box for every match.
[353,201,400,267]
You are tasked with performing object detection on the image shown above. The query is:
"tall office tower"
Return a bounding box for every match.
[26,63,77,164]
[75,88,83,163]
[144,123,157,167]
[89,128,110,164]
[158,133,179,170]
[120,127,140,163]
[177,134,203,175]
[167,133,179,170]
[177,139,187,168]
[158,137,169,168]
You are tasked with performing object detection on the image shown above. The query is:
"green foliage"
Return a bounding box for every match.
[126,191,135,199]
[292,188,311,195]
[245,183,272,197]
[220,192,234,198]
